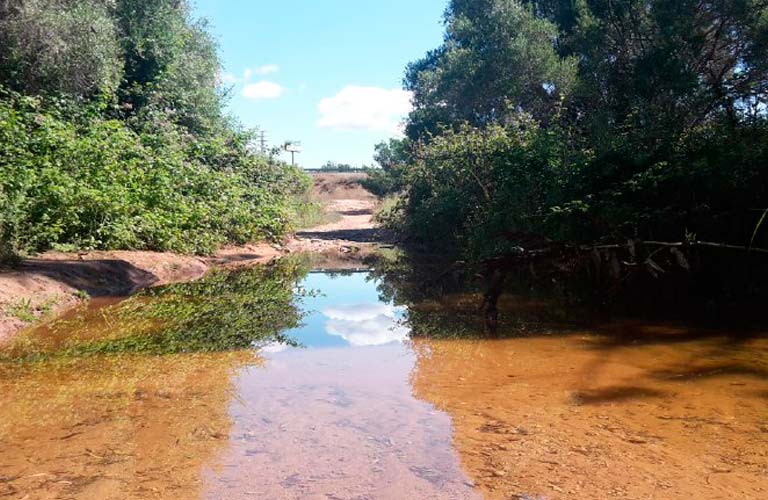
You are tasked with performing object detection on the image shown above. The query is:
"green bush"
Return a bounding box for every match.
[0,1,311,263]
[0,90,307,257]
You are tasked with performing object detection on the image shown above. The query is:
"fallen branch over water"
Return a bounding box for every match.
[476,236,768,334]
[589,240,768,255]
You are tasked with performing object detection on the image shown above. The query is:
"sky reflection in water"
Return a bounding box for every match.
[202,270,480,500]
[279,271,409,350]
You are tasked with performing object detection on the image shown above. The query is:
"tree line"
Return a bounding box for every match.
[0,0,308,263]
[368,0,768,268]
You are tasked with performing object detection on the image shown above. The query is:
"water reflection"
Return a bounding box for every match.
[281,272,409,349]
[203,345,477,499]
[0,264,480,500]
[202,270,479,499]
[3,251,764,500]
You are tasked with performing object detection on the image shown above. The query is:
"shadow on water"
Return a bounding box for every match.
[367,250,768,498]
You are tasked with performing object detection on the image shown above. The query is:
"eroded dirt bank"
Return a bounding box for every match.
[0,244,283,343]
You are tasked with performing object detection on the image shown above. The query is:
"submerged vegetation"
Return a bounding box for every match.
[370,0,768,269]
[0,0,310,261]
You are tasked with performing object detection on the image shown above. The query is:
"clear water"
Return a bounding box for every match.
[1,265,767,499]
[202,271,478,499]
[0,268,479,500]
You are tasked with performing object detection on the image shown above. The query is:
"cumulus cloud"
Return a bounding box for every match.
[256,64,280,75]
[316,86,413,134]
[242,81,284,100]
[322,303,409,347]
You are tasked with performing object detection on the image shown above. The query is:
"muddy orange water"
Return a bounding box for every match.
[1,269,767,499]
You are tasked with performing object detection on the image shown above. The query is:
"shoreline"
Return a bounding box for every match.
[0,243,284,344]
[0,173,382,344]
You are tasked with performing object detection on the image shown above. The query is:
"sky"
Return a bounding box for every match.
[192,0,447,169]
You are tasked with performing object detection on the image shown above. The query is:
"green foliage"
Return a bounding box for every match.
[4,297,58,324]
[381,0,768,260]
[0,0,122,98]
[361,139,411,197]
[389,120,572,259]
[0,90,305,256]
[114,0,225,134]
[0,1,309,261]
[405,0,577,137]
[318,161,364,173]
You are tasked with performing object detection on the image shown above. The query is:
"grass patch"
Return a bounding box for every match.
[4,297,59,324]
[288,193,341,230]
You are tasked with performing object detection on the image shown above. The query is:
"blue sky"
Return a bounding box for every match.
[192,0,447,169]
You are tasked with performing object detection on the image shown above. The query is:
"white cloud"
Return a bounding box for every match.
[242,81,284,100]
[258,341,290,353]
[243,68,254,81]
[316,86,413,134]
[322,303,409,347]
[256,64,280,75]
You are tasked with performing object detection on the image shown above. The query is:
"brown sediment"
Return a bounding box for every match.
[202,346,479,500]
[0,350,260,499]
[410,326,768,500]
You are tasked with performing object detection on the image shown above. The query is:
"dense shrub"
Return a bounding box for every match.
[370,0,768,261]
[0,1,310,261]
[0,90,306,256]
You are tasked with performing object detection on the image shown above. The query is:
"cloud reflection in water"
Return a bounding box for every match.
[322,303,409,347]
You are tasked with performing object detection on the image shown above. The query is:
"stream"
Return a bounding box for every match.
[1,256,767,499]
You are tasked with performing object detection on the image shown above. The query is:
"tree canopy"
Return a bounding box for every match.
[373,0,768,262]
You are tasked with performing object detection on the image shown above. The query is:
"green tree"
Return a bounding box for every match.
[404,0,577,139]
[387,0,768,258]
[0,0,121,98]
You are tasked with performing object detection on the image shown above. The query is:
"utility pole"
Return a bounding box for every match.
[258,130,268,154]
[283,141,302,166]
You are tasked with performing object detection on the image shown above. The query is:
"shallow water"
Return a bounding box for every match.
[1,264,767,499]
[0,269,479,499]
